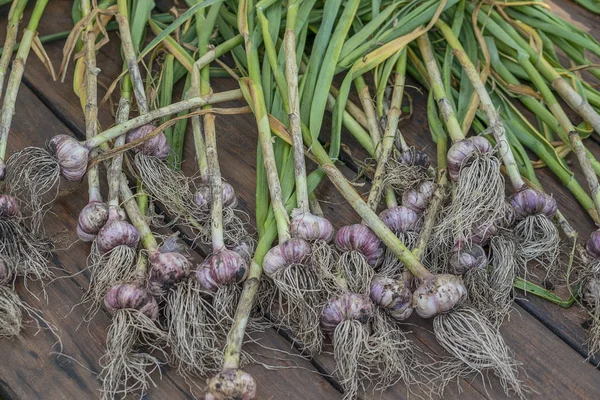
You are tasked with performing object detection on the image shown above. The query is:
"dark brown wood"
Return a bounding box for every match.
[1,0,600,399]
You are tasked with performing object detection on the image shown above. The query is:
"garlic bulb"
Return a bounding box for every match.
[510,188,557,219]
[0,257,13,285]
[449,244,488,275]
[412,274,467,318]
[125,124,170,160]
[587,229,600,260]
[402,180,435,214]
[193,182,238,209]
[104,283,159,320]
[95,219,140,253]
[0,194,20,219]
[334,224,383,267]
[48,134,89,181]
[148,251,191,295]
[379,206,422,235]
[195,248,249,291]
[447,136,493,181]
[205,369,257,400]
[262,238,312,277]
[77,201,109,242]
[321,293,374,333]
[370,276,413,321]
[398,148,431,169]
[290,210,335,242]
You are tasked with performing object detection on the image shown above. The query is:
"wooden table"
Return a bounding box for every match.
[1,1,599,399]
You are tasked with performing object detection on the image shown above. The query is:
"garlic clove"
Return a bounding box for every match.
[334,224,383,267]
[126,124,170,160]
[262,238,312,277]
[290,210,335,242]
[48,135,89,181]
[77,201,109,242]
[104,283,159,320]
[204,369,257,400]
[412,274,467,318]
[195,248,249,291]
[321,292,374,333]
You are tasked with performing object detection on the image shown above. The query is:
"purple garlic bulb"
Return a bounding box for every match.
[193,182,238,209]
[196,248,249,291]
[398,148,430,169]
[0,194,20,219]
[262,238,312,277]
[231,238,253,261]
[402,180,435,214]
[148,251,191,295]
[370,276,413,321]
[413,274,467,318]
[449,243,488,275]
[583,276,600,309]
[379,206,422,235]
[587,229,600,260]
[447,136,493,181]
[77,201,109,242]
[126,124,170,159]
[0,257,13,285]
[0,157,5,180]
[95,219,140,253]
[104,283,159,320]
[48,134,89,181]
[290,210,335,242]
[510,188,557,220]
[204,369,257,400]
[321,293,374,333]
[335,224,383,267]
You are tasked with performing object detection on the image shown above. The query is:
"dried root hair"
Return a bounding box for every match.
[586,295,600,360]
[0,219,53,281]
[332,319,370,400]
[487,232,519,325]
[164,279,223,377]
[311,239,343,297]
[337,251,375,295]
[380,232,419,278]
[99,309,168,400]
[383,158,431,194]
[514,215,560,280]
[6,147,61,231]
[84,243,137,319]
[0,285,24,337]
[434,307,527,399]
[435,154,505,246]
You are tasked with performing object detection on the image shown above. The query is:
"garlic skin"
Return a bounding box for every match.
[510,188,557,219]
[470,220,497,247]
[193,182,238,209]
[321,293,374,333]
[195,248,249,291]
[402,180,435,214]
[449,244,488,275]
[447,136,493,181]
[290,210,335,242]
[104,283,159,320]
[48,134,89,181]
[0,257,13,285]
[334,224,383,267]
[587,229,600,260]
[583,276,600,309]
[148,251,191,295]
[379,206,422,235]
[413,274,467,318]
[126,124,170,160]
[262,238,312,276]
[95,219,140,253]
[0,157,5,180]
[204,369,257,400]
[0,194,21,219]
[398,148,431,169]
[77,201,109,242]
[370,276,413,321]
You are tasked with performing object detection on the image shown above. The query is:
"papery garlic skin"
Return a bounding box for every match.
[204,369,257,400]
[290,210,335,242]
[148,251,191,295]
[370,276,413,321]
[510,188,557,219]
[262,238,312,276]
[334,224,383,267]
[77,201,109,242]
[402,180,435,214]
[95,219,140,253]
[193,182,238,209]
[379,206,422,235]
[447,136,493,181]
[398,148,431,169]
[48,135,89,181]
[449,244,488,275]
[321,293,374,333]
[104,283,159,320]
[0,194,20,219]
[126,124,170,160]
[413,274,467,318]
[195,248,249,291]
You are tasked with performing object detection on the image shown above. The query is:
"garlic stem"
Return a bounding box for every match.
[119,173,159,253]
[0,0,27,100]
